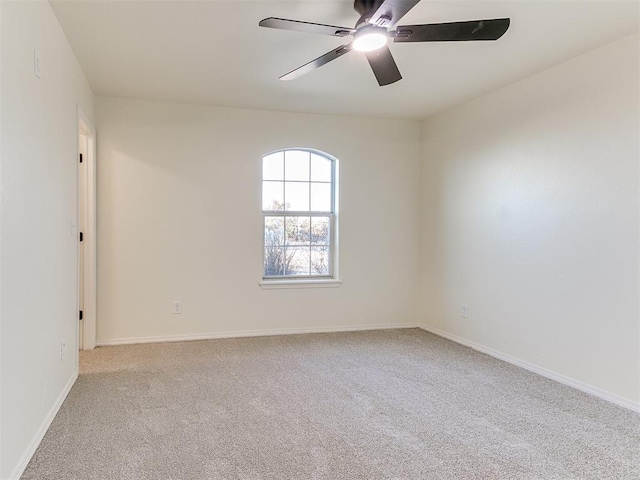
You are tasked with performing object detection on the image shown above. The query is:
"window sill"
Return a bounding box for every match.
[259,278,342,290]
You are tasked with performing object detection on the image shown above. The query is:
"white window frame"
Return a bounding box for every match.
[260,148,341,289]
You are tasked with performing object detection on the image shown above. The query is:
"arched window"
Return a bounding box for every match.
[262,149,337,280]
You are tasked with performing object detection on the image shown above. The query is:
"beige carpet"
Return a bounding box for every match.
[22,329,640,479]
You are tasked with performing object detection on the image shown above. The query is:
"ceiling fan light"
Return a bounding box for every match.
[352,32,388,52]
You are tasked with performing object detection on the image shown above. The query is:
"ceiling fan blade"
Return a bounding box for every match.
[280,44,353,81]
[365,45,402,86]
[369,0,421,28]
[259,17,354,37]
[394,18,510,42]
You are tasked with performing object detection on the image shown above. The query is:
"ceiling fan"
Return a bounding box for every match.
[259,0,510,86]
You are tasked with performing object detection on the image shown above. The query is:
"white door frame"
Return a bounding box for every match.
[78,106,97,350]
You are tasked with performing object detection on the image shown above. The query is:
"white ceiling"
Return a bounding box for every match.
[50,0,639,120]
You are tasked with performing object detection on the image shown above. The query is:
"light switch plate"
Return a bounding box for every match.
[34,49,41,79]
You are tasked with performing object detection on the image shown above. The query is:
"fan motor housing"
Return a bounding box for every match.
[354,0,385,16]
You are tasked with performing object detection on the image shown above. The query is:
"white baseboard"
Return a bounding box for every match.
[97,323,418,346]
[418,324,639,413]
[9,372,78,480]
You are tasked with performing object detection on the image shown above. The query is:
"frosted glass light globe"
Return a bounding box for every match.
[352,32,388,52]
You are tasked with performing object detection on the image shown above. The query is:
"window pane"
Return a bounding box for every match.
[310,217,330,245]
[285,150,310,181]
[264,247,285,276]
[285,182,310,211]
[264,216,284,246]
[285,217,310,246]
[310,183,331,212]
[311,154,332,182]
[263,152,284,181]
[262,181,284,211]
[311,246,330,276]
[284,247,311,276]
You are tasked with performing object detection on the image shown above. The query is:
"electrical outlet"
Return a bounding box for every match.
[172,301,182,314]
[60,340,66,361]
[461,305,469,318]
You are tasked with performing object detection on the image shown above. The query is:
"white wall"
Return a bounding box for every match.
[420,33,639,409]
[0,2,95,478]
[95,97,421,344]
[0,1,4,475]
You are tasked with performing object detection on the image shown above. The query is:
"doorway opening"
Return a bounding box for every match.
[78,108,96,350]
